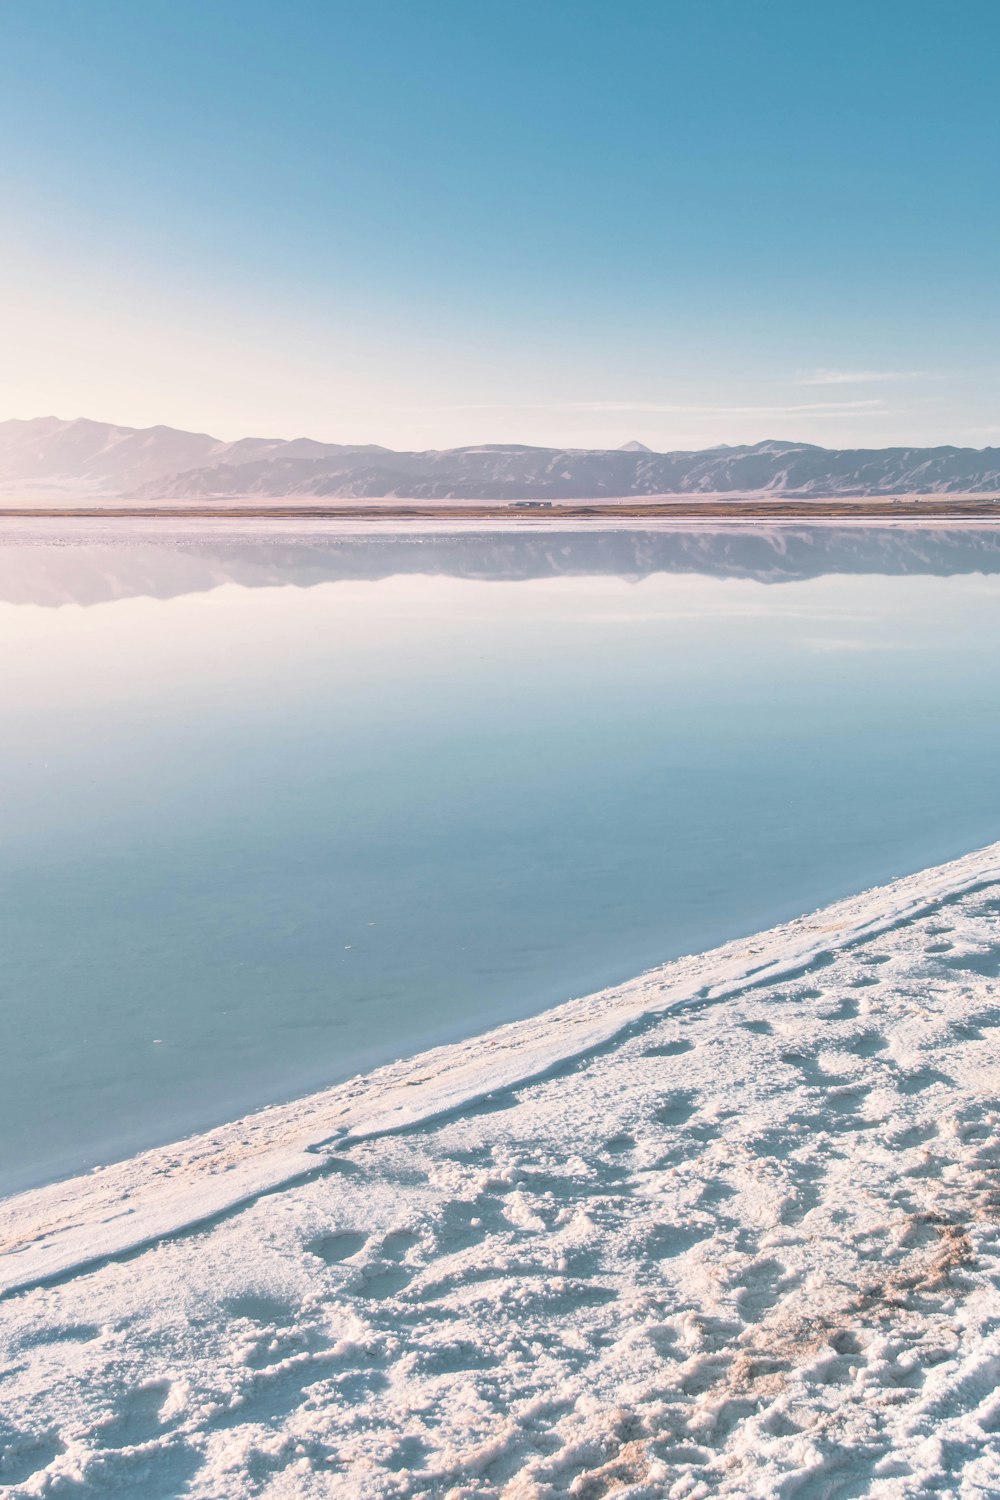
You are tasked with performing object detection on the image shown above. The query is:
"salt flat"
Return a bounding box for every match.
[3,849,1000,1496]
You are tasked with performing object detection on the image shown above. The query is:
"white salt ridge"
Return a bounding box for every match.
[3,845,1000,1494]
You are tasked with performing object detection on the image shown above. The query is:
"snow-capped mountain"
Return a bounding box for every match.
[3,416,1000,499]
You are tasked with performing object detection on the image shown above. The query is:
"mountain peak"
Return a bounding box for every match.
[618,440,652,453]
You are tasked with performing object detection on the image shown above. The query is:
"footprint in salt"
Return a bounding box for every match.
[0,1428,65,1488]
[353,1264,413,1301]
[653,1092,699,1128]
[305,1230,369,1265]
[644,1038,695,1057]
[90,1380,173,1450]
[380,1229,420,1260]
[735,1257,791,1325]
[848,1030,888,1057]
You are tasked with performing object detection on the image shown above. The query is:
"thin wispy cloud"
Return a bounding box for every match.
[796,369,928,386]
[438,399,886,415]
[804,637,910,653]
[558,399,885,415]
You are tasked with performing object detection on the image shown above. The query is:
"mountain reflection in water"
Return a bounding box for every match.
[2,523,1000,607]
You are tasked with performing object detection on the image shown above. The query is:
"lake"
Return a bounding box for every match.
[2,523,1000,1196]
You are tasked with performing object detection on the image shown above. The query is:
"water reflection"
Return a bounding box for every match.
[2,523,1000,606]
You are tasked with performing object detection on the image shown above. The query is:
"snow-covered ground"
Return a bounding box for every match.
[3,845,1000,1497]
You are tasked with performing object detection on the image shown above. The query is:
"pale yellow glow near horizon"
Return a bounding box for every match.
[3,250,996,453]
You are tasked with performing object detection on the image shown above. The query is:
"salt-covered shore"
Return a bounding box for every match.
[3,844,1000,1495]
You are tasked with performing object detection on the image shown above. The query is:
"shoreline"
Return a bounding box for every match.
[3,497,1000,524]
[3,836,1000,1301]
[4,513,1000,546]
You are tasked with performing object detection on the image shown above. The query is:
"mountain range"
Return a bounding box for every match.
[3,416,1000,501]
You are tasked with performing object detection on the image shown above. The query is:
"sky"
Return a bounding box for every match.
[1,0,998,452]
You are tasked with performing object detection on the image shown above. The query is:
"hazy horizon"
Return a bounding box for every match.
[5,411,1000,458]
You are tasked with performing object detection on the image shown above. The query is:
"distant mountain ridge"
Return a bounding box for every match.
[3,415,1000,500]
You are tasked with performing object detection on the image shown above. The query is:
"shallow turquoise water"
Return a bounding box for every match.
[2,526,1000,1195]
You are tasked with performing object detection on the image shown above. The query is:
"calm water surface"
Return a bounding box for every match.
[2,525,1000,1195]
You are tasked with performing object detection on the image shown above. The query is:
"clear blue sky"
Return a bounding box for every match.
[1,0,997,450]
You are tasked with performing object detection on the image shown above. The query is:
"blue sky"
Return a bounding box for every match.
[1,0,997,449]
